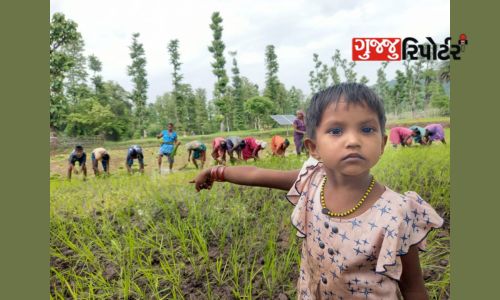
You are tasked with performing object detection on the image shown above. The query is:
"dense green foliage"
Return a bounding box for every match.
[50,12,449,141]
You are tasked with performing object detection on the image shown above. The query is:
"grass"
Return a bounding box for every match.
[50,129,450,299]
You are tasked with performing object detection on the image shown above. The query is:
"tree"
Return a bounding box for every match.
[50,13,83,130]
[374,62,392,108]
[194,89,210,134]
[390,70,408,115]
[422,65,437,110]
[65,98,116,137]
[167,39,187,132]
[287,86,305,114]
[244,96,274,130]
[330,50,342,85]
[151,92,176,134]
[180,83,197,133]
[264,45,285,113]
[88,54,104,94]
[240,77,260,128]
[208,12,230,131]
[359,75,369,85]
[99,81,133,139]
[438,61,450,83]
[341,59,357,83]
[229,51,245,130]
[309,53,330,94]
[63,37,88,106]
[127,32,149,137]
[430,81,449,115]
[403,59,424,117]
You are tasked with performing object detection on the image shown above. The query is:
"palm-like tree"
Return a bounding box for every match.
[438,61,450,83]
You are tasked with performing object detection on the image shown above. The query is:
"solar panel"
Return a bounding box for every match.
[270,115,296,125]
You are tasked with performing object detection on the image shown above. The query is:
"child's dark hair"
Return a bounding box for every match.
[102,153,110,161]
[75,145,84,151]
[306,83,386,139]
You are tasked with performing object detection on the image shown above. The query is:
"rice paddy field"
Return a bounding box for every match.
[50,128,450,299]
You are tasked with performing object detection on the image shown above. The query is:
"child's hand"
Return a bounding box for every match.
[189,168,213,192]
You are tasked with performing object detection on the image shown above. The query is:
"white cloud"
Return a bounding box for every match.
[50,0,450,102]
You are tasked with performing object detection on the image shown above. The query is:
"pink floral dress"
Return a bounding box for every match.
[286,158,443,299]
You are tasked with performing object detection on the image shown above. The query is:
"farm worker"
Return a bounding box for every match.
[409,125,427,145]
[270,135,290,156]
[67,144,87,180]
[211,137,227,165]
[91,147,110,176]
[157,122,180,174]
[225,136,245,162]
[186,140,207,169]
[241,137,267,161]
[389,127,415,148]
[423,123,447,145]
[292,110,306,155]
[126,145,144,174]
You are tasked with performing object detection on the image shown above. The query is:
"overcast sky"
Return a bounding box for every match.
[50,0,450,103]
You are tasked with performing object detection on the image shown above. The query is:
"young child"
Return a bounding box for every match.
[67,145,87,180]
[126,145,144,174]
[191,83,443,299]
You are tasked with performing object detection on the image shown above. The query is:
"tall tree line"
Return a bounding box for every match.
[308,50,450,116]
[51,11,449,141]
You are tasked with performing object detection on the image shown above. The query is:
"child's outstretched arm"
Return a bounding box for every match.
[190,166,299,192]
[399,245,429,300]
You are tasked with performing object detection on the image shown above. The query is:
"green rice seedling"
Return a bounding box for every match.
[214,256,230,286]
[230,244,243,297]
[51,267,77,300]
[50,127,450,298]
[242,255,264,299]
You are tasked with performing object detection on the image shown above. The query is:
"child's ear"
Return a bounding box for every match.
[304,138,320,160]
[381,134,388,155]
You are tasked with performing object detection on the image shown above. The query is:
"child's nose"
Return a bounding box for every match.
[345,132,362,147]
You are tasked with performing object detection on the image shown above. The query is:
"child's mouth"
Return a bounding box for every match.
[342,153,365,161]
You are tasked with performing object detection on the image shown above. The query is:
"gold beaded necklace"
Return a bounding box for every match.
[320,175,375,217]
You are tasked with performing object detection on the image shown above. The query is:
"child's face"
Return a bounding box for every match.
[305,100,386,177]
[75,149,84,157]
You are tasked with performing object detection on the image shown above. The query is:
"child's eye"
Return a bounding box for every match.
[361,127,375,133]
[328,128,343,135]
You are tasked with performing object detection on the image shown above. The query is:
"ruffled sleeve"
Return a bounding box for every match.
[375,191,444,280]
[285,156,322,238]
